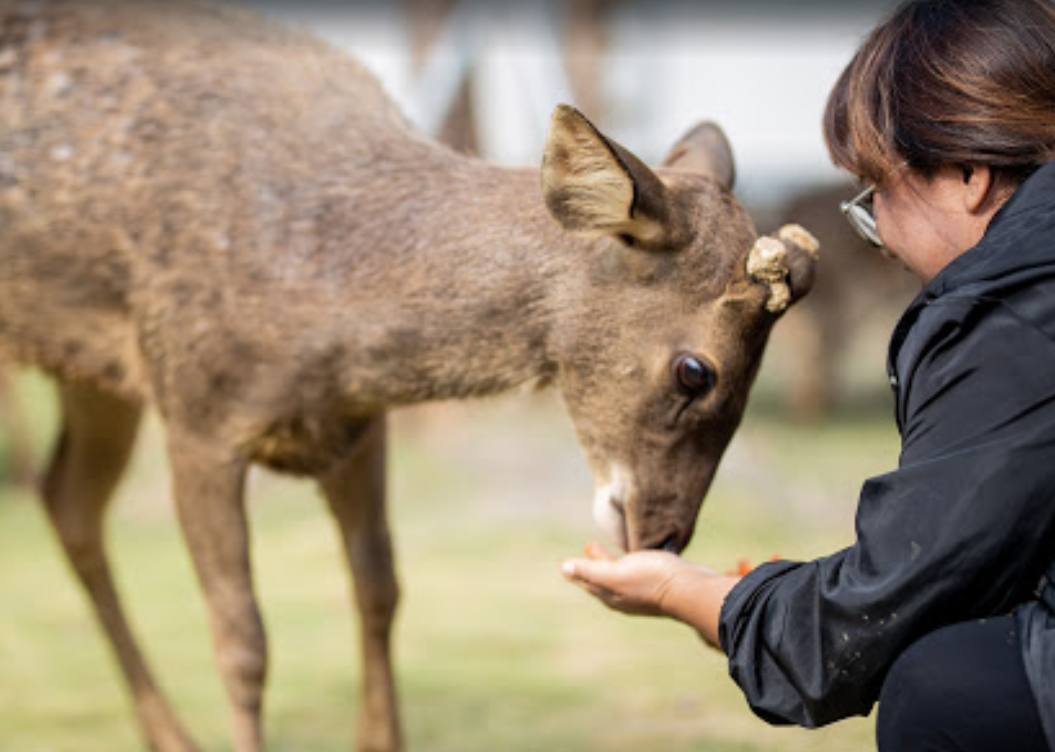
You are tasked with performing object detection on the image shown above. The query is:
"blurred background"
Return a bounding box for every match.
[0,2,918,751]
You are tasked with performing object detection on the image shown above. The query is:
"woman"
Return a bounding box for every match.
[562,1,1055,750]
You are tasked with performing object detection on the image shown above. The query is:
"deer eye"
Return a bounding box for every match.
[672,353,716,397]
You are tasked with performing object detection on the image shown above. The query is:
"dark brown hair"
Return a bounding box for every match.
[824,0,1055,187]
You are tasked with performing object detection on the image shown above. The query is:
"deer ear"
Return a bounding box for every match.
[542,104,674,249]
[661,121,736,190]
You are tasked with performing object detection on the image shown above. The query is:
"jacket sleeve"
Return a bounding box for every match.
[718,297,1055,727]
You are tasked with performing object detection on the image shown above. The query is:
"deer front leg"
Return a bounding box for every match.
[41,382,201,752]
[318,417,403,752]
[167,432,265,752]
[0,359,34,485]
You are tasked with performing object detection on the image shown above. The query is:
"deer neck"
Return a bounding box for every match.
[321,154,582,408]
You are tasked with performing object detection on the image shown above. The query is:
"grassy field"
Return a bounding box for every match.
[0,369,899,752]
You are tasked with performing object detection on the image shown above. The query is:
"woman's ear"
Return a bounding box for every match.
[962,163,995,214]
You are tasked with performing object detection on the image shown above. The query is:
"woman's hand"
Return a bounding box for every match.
[561,541,700,616]
[561,542,740,650]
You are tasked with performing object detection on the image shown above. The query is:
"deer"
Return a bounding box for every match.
[0,357,34,485]
[0,1,818,751]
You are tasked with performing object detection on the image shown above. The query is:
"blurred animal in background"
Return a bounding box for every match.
[761,181,918,421]
[0,1,817,751]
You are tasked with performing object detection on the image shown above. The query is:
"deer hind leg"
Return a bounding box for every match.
[318,416,403,752]
[166,429,264,752]
[40,380,201,752]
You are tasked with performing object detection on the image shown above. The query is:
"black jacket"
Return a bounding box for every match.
[719,162,1055,747]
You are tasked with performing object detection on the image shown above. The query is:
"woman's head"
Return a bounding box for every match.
[825,0,1055,189]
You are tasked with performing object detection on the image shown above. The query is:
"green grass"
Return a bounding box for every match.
[0,373,897,752]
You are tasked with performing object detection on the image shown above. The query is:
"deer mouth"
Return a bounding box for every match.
[654,532,682,553]
[592,465,631,552]
[592,465,692,553]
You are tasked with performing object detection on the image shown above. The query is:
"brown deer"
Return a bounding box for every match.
[0,1,818,751]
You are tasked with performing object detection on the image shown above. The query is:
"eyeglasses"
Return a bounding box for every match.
[840,183,883,247]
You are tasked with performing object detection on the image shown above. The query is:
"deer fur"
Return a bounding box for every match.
[0,1,817,751]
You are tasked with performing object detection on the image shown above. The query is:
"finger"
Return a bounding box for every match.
[562,557,612,587]
[563,565,617,603]
[561,557,590,582]
[576,578,614,602]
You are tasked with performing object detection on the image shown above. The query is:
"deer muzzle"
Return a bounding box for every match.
[592,463,632,551]
[591,460,707,554]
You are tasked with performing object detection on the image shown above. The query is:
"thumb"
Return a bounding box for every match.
[562,558,622,585]
[561,540,617,581]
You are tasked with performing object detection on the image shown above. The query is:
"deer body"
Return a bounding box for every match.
[2,3,558,412]
[0,2,817,751]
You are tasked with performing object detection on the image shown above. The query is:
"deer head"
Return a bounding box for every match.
[542,105,817,552]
